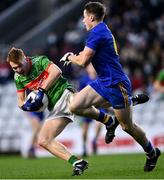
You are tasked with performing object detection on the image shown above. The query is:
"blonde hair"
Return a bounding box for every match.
[7,47,25,63]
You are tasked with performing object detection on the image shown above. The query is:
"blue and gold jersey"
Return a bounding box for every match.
[86,22,128,87]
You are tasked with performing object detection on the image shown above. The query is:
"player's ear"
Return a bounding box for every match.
[90,15,94,22]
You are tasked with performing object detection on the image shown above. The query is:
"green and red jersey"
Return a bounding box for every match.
[14,56,74,111]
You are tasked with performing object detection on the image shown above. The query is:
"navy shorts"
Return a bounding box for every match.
[28,112,44,121]
[90,79,132,109]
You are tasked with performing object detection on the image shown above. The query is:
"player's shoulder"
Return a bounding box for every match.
[31,56,50,67]
[90,22,112,39]
[31,55,48,62]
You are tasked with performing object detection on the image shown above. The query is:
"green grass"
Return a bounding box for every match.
[0,153,163,179]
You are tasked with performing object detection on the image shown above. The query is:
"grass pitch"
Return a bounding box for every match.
[0,153,163,179]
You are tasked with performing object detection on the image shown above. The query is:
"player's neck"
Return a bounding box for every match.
[92,21,103,29]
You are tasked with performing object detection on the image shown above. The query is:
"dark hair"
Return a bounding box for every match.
[84,1,106,21]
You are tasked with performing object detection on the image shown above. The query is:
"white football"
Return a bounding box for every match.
[27,91,48,112]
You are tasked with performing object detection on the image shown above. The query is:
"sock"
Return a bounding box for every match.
[68,155,79,165]
[83,143,87,155]
[143,141,155,158]
[92,138,97,154]
[92,138,97,145]
[97,109,105,122]
[97,110,113,126]
[29,146,35,153]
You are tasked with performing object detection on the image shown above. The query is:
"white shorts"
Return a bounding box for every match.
[46,89,76,122]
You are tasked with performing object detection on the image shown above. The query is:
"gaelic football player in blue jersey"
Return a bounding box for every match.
[60,1,160,172]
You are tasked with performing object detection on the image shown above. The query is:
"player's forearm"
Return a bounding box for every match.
[68,54,89,67]
[18,99,26,110]
[17,92,25,109]
[41,66,62,91]
[41,76,60,91]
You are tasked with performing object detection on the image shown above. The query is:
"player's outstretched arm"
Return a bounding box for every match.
[60,47,95,67]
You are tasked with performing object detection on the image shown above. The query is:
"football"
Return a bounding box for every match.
[27,91,48,112]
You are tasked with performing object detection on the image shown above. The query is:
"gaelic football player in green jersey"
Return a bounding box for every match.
[7,47,150,175]
[7,47,88,176]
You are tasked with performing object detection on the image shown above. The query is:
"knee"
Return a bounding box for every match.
[37,136,49,148]
[69,102,78,114]
[120,123,134,134]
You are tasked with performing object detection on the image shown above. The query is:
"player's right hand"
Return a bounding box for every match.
[60,52,74,66]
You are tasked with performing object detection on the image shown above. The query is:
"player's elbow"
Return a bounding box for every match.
[69,103,79,114]
[57,67,62,75]
[56,69,62,77]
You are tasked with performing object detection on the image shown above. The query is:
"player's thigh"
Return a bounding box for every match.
[29,118,41,130]
[71,85,107,109]
[38,117,71,140]
[113,106,133,128]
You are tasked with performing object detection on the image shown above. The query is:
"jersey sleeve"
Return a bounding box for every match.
[39,56,53,71]
[86,32,101,51]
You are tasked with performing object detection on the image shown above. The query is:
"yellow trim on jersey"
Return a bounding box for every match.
[112,34,119,55]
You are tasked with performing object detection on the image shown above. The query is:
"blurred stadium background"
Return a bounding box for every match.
[0,0,164,159]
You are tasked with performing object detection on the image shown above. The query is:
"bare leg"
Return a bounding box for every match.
[69,86,112,120]
[113,106,161,171]
[94,122,102,140]
[29,117,42,146]
[38,117,72,161]
[114,106,148,147]
[82,121,90,156]
[92,121,102,154]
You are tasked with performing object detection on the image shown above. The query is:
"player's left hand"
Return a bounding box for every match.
[60,52,74,66]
